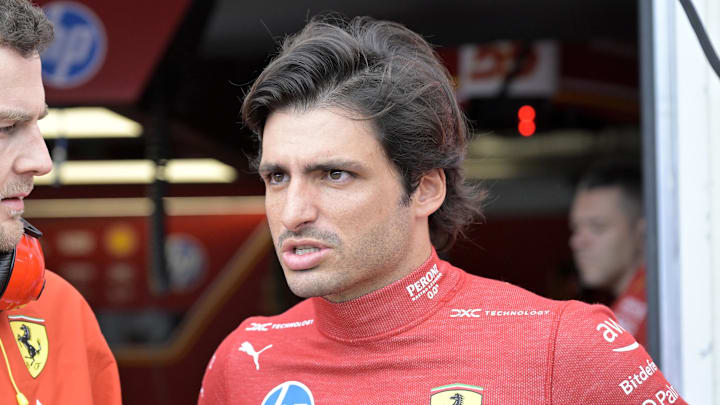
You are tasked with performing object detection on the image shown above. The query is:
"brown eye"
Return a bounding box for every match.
[327,170,353,183]
[269,173,287,184]
[329,170,343,180]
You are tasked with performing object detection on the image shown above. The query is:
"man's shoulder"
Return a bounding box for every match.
[555,299,632,345]
[455,268,565,309]
[548,301,684,402]
[30,270,89,310]
[5,270,99,330]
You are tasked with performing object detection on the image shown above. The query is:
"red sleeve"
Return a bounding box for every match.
[80,298,122,405]
[46,272,122,405]
[551,301,687,405]
[198,332,234,404]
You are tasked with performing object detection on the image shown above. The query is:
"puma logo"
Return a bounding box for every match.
[239,341,272,370]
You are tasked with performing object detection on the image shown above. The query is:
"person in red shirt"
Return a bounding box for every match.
[0,1,122,404]
[570,165,648,346]
[200,16,686,404]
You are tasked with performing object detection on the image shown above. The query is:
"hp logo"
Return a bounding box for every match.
[41,2,107,88]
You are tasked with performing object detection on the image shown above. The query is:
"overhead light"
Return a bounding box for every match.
[164,159,238,184]
[34,159,237,185]
[39,107,143,138]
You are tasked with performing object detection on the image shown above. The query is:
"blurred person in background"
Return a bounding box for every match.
[570,164,647,346]
[0,1,121,404]
[200,15,684,404]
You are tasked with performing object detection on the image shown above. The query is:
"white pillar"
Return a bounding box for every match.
[707,0,720,401]
[652,0,719,402]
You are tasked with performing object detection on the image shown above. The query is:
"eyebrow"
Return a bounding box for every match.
[303,159,366,174]
[258,159,367,175]
[0,104,49,122]
[257,163,285,176]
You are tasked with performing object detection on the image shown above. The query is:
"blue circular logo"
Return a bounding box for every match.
[165,234,207,291]
[261,381,315,405]
[41,2,107,88]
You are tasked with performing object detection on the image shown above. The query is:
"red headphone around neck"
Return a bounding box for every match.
[0,219,46,310]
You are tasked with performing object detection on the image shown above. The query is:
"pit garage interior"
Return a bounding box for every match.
[27,1,649,403]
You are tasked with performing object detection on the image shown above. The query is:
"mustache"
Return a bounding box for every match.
[0,177,33,199]
[277,228,342,248]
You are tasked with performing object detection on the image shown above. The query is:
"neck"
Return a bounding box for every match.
[312,247,462,341]
[613,260,643,296]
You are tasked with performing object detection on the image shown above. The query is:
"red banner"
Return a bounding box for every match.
[36,0,190,104]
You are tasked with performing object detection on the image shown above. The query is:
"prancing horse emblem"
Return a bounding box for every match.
[9,316,49,378]
[430,384,483,405]
[17,324,42,364]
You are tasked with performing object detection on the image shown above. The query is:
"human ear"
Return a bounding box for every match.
[412,168,446,218]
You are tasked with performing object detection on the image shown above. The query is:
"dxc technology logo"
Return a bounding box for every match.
[41,2,107,88]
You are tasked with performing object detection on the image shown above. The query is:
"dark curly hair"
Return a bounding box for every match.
[242,15,485,251]
[0,0,53,57]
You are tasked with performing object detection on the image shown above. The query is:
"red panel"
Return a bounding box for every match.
[33,214,266,310]
[36,0,190,104]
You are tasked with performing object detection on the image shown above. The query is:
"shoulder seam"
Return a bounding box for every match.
[545,300,572,405]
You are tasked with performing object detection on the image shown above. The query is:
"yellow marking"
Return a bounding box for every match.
[9,321,48,378]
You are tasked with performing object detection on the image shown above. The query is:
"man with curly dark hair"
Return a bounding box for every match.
[200,15,684,404]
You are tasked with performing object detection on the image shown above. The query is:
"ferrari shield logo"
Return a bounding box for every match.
[9,315,48,378]
[430,383,483,405]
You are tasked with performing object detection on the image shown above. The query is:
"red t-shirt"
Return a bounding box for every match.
[612,267,648,348]
[0,271,122,405]
[200,251,685,404]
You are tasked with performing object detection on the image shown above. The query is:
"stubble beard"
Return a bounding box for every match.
[278,204,412,301]
[274,227,344,299]
[0,215,24,252]
[0,178,32,252]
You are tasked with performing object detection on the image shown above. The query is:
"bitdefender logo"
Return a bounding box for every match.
[618,359,658,395]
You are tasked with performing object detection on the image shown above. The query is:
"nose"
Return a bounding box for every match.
[14,124,52,177]
[279,179,318,232]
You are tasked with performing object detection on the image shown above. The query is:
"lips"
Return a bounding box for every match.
[280,240,331,271]
[0,196,25,212]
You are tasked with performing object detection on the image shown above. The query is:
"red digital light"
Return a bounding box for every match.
[518,105,536,121]
[518,104,536,137]
[518,121,536,137]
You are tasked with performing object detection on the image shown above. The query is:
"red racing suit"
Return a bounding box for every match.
[199,250,686,404]
[0,271,122,405]
[612,267,648,348]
